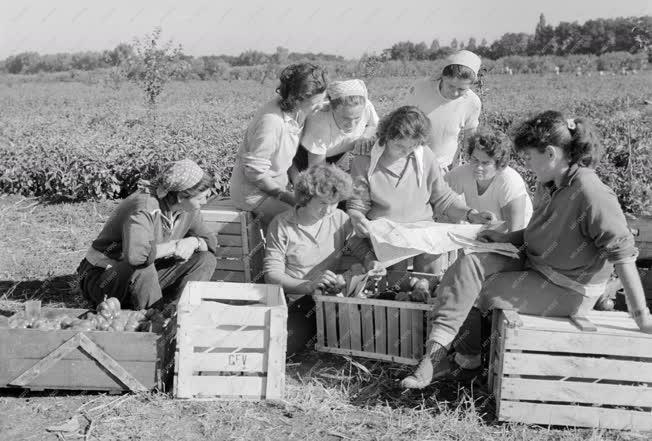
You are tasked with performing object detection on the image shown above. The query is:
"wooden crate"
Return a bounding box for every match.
[201,198,265,283]
[628,216,652,262]
[489,309,652,431]
[173,281,287,400]
[314,271,439,365]
[0,308,173,393]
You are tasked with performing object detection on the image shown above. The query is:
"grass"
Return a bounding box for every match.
[1,194,650,440]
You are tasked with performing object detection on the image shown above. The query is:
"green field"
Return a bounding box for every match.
[0,73,651,440]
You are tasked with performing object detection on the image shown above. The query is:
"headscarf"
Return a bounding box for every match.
[152,159,204,199]
[444,50,481,75]
[326,79,368,101]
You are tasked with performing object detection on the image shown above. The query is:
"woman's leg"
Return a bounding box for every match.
[413,253,450,277]
[151,251,218,305]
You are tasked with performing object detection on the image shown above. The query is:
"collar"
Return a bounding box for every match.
[368,141,425,187]
[543,163,582,194]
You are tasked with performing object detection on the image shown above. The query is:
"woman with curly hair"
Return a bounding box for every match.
[264,164,383,356]
[229,63,328,226]
[402,110,650,389]
[346,106,495,272]
[446,128,533,232]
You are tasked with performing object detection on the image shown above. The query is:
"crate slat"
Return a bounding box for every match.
[202,210,242,223]
[502,377,652,407]
[182,282,267,303]
[177,375,267,400]
[324,302,338,348]
[387,307,399,356]
[264,309,286,400]
[373,305,386,354]
[315,295,435,311]
[499,401,652,431]
[399,309,411,358]
[211,270,245,282]
[411,310,423,359]
[317,346,418,365]
[338,303,351,350]
[315,301,325,348]
[186,352,266,373]
[215,247,244,258]
[205,222,242,235]
[503,352,652,383]
[217,236,244,247]
[186,328,266,350]
[215,258,246,272]
[348,304,362,351]
[361,305,374,352]
[178,305,268,328]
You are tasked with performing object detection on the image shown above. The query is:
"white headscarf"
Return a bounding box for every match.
[445,50,481,75]
[326,79,368,101]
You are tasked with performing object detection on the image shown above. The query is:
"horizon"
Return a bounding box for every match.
[1,0,650,60]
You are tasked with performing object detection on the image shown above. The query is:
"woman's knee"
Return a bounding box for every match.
[196,251,217,271]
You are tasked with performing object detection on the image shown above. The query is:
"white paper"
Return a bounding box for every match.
[368,219,485,266]
[448,233,520,258]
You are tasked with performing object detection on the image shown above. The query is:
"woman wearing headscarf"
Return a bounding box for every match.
[76,159,218,310]
[293,79,379,173]
[229,63,328,227]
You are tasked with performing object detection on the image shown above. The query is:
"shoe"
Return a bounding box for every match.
[431,354,481,382]
[400,342,448,389]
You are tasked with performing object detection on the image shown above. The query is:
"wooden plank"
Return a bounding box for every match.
[214,247,244,258]
[9,333,82,386]
[77,334,147,392]
[201,210,241,223]
[494,311,506,411]
[373,305,386,355]
[315,300,325,349]
[324,302,338,349]
[240,211,252,283]
[499,401,652,431]
[179,282,272,304]
[217,236,243,247]
[313,295,436,311]
[501,377,652,407]
[316,346,418,366]
[264,309,286,400]
[338,303,351,350]
[399,308,411,358]
[187,352,266,373]
[178,375,266,399]
[211,270,245,282]
[204,221,242,235]
[503,328,652,358]
[0,330,159,362]
[215,258,246,272]
[502,352,652,383]
[361,305,375,353]
[348,304,362,351]
[570,315,598,332]
[411,310,423,359]
[177,304,269,328]
[387,307,399,356]
[487,309,499,392]
[187,328,266,350]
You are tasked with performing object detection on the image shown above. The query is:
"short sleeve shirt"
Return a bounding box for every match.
[404,79,481,168]
[301,101,379,157]
[445,164,533,224]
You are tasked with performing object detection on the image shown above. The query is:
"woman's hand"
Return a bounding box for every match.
[311,270,341,292]
[467,209,497,224]
[278,190,296,207]
[174,237,199,261]
[365,260,386,279]
[636,315,652,334]
[477,230,509,243]
[352,137,376,155]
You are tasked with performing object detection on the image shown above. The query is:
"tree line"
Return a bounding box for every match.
[1,14,649,76]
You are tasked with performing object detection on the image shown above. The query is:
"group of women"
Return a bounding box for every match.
[77,50,651,390]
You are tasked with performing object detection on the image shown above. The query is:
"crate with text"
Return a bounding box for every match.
[173,281,287,400]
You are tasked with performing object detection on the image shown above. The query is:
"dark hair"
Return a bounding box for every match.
[512,110,602,167]
[276,63,328,113]
[467,128,511,169]
[161,173,214,206]
[330,95,366,109]
[294,164,352,207]
[377,106,431,147]
[442,64,476,81]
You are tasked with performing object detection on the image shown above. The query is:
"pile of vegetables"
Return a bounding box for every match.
[368,277,434,303]
[8,297,167,332]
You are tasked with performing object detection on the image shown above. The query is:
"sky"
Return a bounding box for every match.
[0,0,650,59]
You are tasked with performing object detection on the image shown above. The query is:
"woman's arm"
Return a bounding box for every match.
[500,195,528,232]
[265,271,316,296]
[615,262,652,333]
[307,151,327,168]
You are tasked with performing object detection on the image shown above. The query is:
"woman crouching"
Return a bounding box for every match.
[77,159,217,310]
[264,164,383,355]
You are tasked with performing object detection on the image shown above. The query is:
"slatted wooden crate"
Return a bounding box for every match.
[0,308,173,393]
[173,281,287,400]
[488,309,652,431]
[314,271,439,365]
[201,198,265,283]
[628,216,652,261]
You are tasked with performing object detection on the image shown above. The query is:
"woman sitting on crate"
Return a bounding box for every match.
[229,63,328,227]
[264,163,384,355]
[445,128,533,233]
[293,79,379,174]
[401,111,652,390]
[346,106,496,273]
[76,159,218,311]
